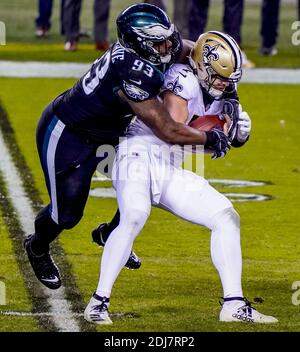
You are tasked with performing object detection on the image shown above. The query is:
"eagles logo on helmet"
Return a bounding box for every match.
[116,3,182,66]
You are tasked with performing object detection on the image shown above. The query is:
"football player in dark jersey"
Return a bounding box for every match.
[24,3,231,290]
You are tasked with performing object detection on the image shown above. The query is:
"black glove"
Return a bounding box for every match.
[221,99,240,142]
[205,128,231,159]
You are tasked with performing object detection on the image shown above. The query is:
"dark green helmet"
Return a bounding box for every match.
[116,3,182,65]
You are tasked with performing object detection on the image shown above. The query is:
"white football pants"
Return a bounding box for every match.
[96,140,243,299]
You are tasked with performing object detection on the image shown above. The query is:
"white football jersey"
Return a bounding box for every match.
[126,63,224,143]
[116,64,226,204]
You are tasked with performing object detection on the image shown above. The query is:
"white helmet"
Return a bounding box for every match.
[189,31,242,98]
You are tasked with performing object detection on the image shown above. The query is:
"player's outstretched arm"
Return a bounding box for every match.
[127,97,230,158]
[128,97,208,145]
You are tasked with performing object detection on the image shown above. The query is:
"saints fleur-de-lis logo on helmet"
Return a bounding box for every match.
[189,31,242,99]
[203,44,220,62]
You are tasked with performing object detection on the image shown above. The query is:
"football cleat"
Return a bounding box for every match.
[84,293,112,325]
[92,223,109,247]
[24,234,61,290]
[92,223,142,270]
[125,251,142,270]
[219,297,278,323]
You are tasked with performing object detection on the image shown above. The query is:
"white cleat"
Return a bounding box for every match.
[84,293,113,325]
[219,297,278,324]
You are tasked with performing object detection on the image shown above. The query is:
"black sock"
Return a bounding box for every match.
[31,205,64,255]
[106,209,120,234]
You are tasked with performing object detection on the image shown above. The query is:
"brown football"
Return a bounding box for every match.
[189,114,225,132]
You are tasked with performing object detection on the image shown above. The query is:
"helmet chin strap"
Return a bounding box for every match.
[160,53,172,63]
[151,43,172,64]
[208,86,224,99]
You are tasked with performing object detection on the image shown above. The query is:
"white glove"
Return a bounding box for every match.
[236,110,251,142]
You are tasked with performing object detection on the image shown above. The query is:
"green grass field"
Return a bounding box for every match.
[0,78,300,332]
[0,0,299,66]
[0,209,40,332]
[0,0,300,334]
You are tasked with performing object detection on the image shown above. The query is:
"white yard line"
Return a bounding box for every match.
[242,68,300,84]
[0,311,131,318]
[0,60,300,83]
[0,61,89,78]
[0,128,80,332]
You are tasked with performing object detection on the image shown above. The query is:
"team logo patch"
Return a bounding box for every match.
[123,81,149,101]
[166,76,183,94]
[203,43,220,62]
[132,23,174,41]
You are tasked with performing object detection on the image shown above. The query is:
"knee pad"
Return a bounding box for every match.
[211,207,240,232]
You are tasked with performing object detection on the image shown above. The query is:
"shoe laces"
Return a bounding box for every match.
[237,298,257,317]
[220,297,256,309]
[92,301,109,313]
[91,295,110,313]
[220,297,257,318]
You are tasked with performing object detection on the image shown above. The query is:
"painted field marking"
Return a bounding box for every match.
[89,177,272,202]
[0,128,80,332]
[0,61,300,83]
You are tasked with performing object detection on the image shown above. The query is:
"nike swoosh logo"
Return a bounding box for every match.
[129,79,142,85]
[42,277,60,283]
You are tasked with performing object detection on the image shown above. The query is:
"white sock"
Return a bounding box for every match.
[96,209,149,297]
[210,208,243,299]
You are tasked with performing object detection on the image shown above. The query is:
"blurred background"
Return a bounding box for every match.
[0,1,300,334]
[0,0,299,67]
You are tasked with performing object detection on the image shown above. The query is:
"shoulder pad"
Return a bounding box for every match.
[163,64,198,100]
[113,49,164,102]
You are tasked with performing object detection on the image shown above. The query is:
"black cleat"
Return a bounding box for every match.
[24,234,61,290]
[91,223,109,247]
[124,251,142,270]
[92,223,142,270]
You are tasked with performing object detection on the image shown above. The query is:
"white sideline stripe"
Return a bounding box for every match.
[242,68,300,84]
[0,61,89,78]
[0,60,300,83]
[0,129,80,332]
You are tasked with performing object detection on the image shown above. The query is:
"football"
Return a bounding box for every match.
[189,114,226,132]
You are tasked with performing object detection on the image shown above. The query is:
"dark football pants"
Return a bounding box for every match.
[35,0,53,30]
[32,103,102,252]
[189,0,244,44]
[260,0,281,48]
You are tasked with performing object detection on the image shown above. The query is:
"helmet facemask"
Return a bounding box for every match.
[146,28,182,65]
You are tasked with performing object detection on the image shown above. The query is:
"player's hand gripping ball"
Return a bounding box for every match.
[189,114,231,159]
[189,114,227,132]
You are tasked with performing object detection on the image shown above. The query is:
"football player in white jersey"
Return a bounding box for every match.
[84,31,278,325]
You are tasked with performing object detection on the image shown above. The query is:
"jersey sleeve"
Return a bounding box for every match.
[114,51,164,103]
[161,64,197,101]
